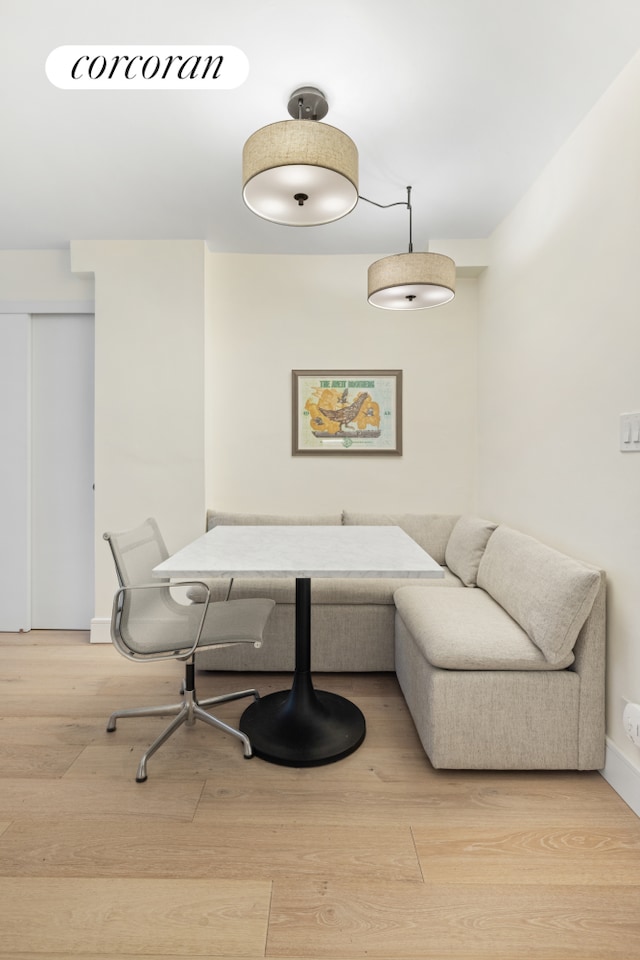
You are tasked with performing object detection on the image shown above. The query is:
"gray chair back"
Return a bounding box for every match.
[103,517,169,587]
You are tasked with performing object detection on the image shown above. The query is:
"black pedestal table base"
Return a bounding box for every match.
[239,578,366,766]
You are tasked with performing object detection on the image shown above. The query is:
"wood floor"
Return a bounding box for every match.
[0,631,639,960]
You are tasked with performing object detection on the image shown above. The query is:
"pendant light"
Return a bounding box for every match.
[366,187,455,310]
[242,86,358,226]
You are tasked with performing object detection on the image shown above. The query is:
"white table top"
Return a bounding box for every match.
[153,525,444,580]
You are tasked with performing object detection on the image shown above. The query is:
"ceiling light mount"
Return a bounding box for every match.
[286,86,329,121]
[364,186,455,310]
[242,85,358,226]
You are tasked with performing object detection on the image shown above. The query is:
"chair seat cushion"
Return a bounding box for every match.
[394,586,574,670]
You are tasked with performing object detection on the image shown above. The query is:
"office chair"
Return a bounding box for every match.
[103,517,274,782]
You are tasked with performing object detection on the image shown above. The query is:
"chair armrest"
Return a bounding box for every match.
[110,581,213,663]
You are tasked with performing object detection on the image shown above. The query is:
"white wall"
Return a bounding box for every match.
[71,240,208,634]
[0,249,93,307]
[205,252,479,515]
[478,50,640,782]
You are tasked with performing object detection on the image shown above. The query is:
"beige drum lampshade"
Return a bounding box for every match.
[367,251,456,309]
[242,119,358,226]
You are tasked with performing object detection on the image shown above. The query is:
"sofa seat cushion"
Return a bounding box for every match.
[444,515,497,586]
[219,570,463,606]
[477,526,601,665]
[342,512,458,565]
[394,586,574,670]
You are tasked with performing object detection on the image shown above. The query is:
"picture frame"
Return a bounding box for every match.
[292,369,403,456]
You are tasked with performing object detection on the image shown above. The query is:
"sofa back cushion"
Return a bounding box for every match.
[444,515,497,586]
[476,525,601,664]
[207,510,342,530]
[342,512,458,565]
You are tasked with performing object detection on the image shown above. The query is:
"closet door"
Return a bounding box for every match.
[31,314,94,629]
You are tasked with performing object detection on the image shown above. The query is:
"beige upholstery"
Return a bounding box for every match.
[396,527,606,770]
[394,639,583,769]
[207,510,342,529]
[224,572,463,605]
[395,577,606,770]
[193,510,606,771]
[477,526,601,664]
[197,574,463,672]
[342,511,458,565]
[444,515,497,586]
[393,587,573,671]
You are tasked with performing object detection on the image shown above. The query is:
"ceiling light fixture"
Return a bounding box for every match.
[365,187,455,310]
[242,86,358,226]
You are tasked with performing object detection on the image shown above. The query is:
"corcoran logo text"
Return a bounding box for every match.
[46,45,249,90]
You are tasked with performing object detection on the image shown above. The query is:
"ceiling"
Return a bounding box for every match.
[3,0,640,255]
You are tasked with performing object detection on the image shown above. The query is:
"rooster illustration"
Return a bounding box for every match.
[318,391,370,431]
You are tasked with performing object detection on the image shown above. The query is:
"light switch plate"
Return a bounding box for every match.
[619,412,640,452]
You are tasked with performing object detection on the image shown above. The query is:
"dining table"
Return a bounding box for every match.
[153,523,443,766]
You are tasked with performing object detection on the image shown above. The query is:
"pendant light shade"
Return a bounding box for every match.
[368,251,456,310]
[363,186,455,310]
[242,87,358,226]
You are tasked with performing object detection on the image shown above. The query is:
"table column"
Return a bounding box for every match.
[239,577,366,766]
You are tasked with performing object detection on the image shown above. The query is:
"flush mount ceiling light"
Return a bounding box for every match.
[242,86,359,226]
[366,187,455,310]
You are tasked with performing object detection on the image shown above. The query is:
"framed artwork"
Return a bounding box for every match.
[292,369,402,455]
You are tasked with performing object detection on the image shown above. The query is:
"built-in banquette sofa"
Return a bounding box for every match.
[193,510,606,771]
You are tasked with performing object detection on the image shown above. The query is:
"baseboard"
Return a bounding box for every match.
[90,618,112,643]
[600,737,640,818]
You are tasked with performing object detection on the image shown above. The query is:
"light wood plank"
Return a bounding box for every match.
[0,818,421,881]
[195,767,632,828]
[0,877,270,956]
[0,637,638,960]
[65,740,283,780]
[0,955,271,960]
[0,693,205,718]
[0,946,264,960]
[0,629,90,646]
[0,715,114,745]
[8,951,335,960]
[0,778,203,821]
[412,824,640,884]
[64,736,429,781]
[0,742,84,777]
[267,879,640,959]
